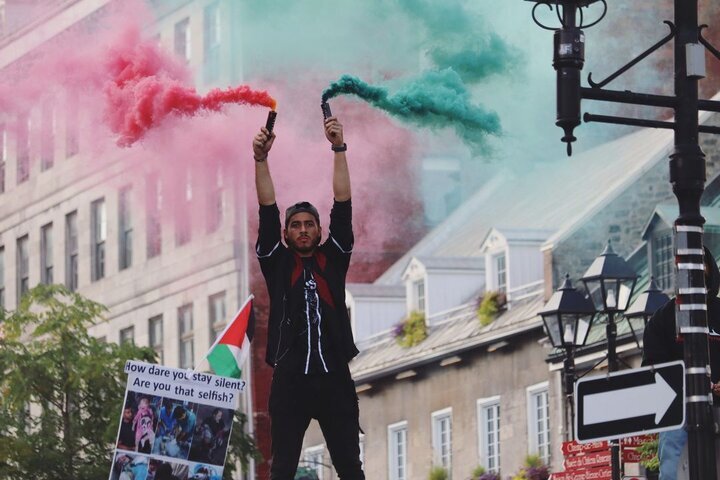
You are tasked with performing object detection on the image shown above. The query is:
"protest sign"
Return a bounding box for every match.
[108,360,246,480]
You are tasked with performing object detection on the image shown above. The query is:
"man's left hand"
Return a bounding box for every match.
[324,117,344,147]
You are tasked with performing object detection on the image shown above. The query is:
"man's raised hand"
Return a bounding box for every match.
[324,117,344,147]
[253,127,275,161]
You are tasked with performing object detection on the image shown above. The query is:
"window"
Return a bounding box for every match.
[41,102,55,171]
[66,93,79,157]
[204,3,221,82]
[147,174,162,258]
[41,223,53,284]
[209,292,226,344]
[477,397,501,473]
[207,164,224,232]
[17,114,29,184]
[91,198,106,281]
[16,235,29,303]
[65,211,78,291]
[120,326,135,345]
[496,254,507,293]
[0,126,6,194]
[653,230,674,290]
[0,246,5,309]
[432,408,452,473]
[149,315,164,363]
[304,445,325,480]
[174,18,191,62]
[527,382,551,465]
[175,169,192,246]
[414,279,425,313]
[388,421,408,480]
[119,186,133,270]
[178,304,194,369]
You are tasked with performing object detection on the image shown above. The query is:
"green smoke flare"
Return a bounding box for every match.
[322,70,501,154]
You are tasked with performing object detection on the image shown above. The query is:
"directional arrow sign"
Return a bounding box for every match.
[575,360,685,443]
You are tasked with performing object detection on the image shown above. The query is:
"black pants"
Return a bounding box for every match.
[269,366,365,480]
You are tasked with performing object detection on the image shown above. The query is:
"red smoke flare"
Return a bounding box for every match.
[104,34,276,146]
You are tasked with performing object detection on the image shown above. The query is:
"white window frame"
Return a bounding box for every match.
[414,278,426,313]
[526,381,551,465]
[477,396,501,473]
[359,432,365,470]
[388,420,408,480]
[494,252,507,293]
[304,444,325,480]
[431,407,452,474]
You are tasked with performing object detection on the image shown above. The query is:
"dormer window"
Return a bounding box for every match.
[414,279,426,313]
[495,254,507,293]
[653,230,673,291]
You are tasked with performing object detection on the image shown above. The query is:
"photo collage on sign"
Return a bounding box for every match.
[110,389,231,480]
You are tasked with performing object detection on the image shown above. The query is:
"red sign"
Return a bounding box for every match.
[622,448,643,463]
[564,450,611,470]
[562,440,609,456]
[552,466,613,480]
[620,434,656,447]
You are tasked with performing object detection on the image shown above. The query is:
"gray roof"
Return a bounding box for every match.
[408,256,485,271]
[349,294,545,382]
[376,103,718,286]
[346,283,405,298]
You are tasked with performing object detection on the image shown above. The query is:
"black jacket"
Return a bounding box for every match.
[642,248,720,392]
[256,200,359,368]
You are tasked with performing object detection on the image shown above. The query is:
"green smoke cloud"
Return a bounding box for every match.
[322,70,501,154]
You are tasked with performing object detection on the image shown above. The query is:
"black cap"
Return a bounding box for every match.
[285,201,320,227]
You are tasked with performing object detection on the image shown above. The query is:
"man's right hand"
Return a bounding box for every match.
[253,127,275,161]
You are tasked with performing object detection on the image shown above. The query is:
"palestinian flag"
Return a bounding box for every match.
[207,295,255,379]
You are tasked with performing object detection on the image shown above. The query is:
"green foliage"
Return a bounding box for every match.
[429,465,449,480]
[478,291,505,326]
[637,435,659,473]
[510,455,550,480]
[222,411,263,480]
[395,310,428,348]
[472,465,487,477]
[0,284,261,480]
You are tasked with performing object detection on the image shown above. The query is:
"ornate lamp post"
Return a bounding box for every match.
[523,1,720,477]
[580,240,637,480]
[624,276,671,347]
[539,274,596,440]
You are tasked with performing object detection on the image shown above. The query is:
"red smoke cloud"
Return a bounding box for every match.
[104,27,276,146]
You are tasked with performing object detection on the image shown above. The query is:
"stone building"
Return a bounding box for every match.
[298,106,720,479]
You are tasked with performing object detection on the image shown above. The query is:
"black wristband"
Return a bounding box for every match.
[331,143,347,152]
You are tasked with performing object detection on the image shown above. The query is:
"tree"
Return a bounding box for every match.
[0,284,260,480]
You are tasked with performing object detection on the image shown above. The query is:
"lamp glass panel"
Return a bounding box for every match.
[543,314,562,347]
[586,280,605,311]
[618,280,633,311]
[605,280,618,310]
[574,314,591,346]
[563,319,576,345]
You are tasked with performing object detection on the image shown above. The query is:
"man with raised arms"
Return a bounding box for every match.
[252,115,364,479]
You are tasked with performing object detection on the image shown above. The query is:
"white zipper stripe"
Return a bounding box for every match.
[316,289,328,372]
[257,241,280,258]
[304,271,311,374]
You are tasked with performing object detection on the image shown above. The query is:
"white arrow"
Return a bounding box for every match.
[583,372,677,425]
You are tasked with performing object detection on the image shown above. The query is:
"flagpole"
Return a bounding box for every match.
[194,293,254,374]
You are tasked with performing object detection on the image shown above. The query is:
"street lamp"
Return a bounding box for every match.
[524,0,720,478]
[539,274,596,440]
[624,276,671,348]
[581,240,637,480]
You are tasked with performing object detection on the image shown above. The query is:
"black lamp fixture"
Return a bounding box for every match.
[624,276,671,347]
[539,274,597,349]
[581,240,638,313]
[539,274,596,440]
